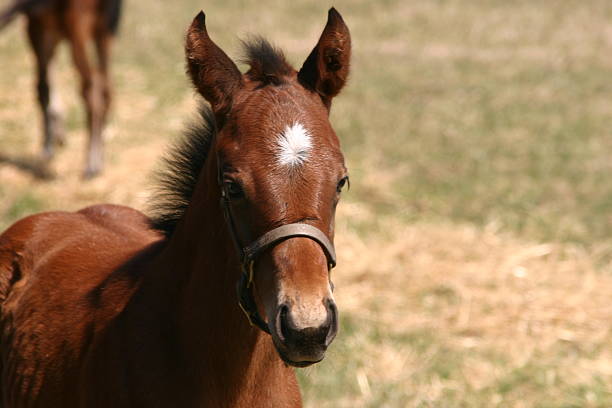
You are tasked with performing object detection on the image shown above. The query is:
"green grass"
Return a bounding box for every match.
[331,0,612,253]
[4,190,45,221]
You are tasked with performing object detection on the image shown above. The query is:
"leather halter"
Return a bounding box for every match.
[219,176,337,334]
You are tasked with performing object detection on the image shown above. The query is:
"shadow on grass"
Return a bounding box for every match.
[0,152,53,180]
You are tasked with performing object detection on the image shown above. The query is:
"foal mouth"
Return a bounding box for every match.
[272,330,325,368]
[276,347,324,368]
[284,359,322,368]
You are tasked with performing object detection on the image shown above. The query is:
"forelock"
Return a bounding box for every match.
[241,36,294,86]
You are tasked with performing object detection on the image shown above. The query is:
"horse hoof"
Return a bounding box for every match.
[34,160,55,180]
[83,167,102,180]
[53,133,66,148]
[41,148,54,162]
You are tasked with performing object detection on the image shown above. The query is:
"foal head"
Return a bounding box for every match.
[185,9,351,367]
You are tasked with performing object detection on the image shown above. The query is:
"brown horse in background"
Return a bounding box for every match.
[0,7,351,407]
[0,0,122,178]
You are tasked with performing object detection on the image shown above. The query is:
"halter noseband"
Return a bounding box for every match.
[219,176,337,334]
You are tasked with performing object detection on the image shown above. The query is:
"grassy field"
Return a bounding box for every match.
[1,0,612,406]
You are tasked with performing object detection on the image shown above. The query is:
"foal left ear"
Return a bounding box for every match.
[185,11,242,119]
[298,8,351,110]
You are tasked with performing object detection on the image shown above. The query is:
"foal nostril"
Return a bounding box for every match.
[324,299,338,347]
[277,303,290,343]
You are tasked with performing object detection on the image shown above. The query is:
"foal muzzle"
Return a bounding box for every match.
[235,223,337,334]
[219,182,337,334]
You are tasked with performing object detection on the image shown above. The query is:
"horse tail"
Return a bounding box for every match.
[0,0,45,31]
[104,0,122,35]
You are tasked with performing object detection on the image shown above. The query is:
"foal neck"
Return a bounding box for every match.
[158,155,298,405]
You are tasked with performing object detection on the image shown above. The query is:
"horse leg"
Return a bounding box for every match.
[94,28,113,129]
[26,15,63,164]
[67,16,104,179]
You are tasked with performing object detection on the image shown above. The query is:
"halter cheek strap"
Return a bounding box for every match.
[220,188,337,334]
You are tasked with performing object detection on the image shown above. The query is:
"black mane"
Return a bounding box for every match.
[149,105,215,237]
[150,38,292,237]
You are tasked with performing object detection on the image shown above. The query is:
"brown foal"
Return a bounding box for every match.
[0,8,350,407]
[0,0,122,178]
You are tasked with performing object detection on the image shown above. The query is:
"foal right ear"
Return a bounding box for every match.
[298,8,351,110]
[185,12,242,118]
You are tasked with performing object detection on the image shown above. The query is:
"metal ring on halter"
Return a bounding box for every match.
[236,260,271,333]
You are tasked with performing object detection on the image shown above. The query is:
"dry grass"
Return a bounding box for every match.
[1,0,612,406]
[315,203,612,406]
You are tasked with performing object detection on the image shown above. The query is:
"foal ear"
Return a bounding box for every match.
[298,8,351,109]
[185,11,242,118]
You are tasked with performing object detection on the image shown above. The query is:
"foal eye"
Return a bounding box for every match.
[225,181,244,199]
[336,176,349,193]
